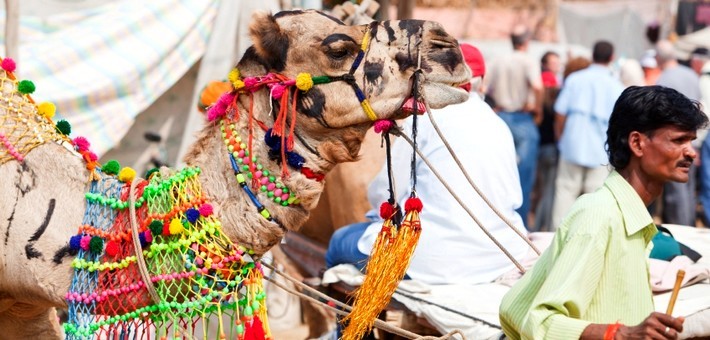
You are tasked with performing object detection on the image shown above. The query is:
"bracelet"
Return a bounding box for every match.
[603,322,622,340]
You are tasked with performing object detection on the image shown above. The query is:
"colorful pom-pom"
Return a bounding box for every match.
[143,230,153,243]
[186,208,200,224]
[17,80,36,94]
[1,58,16,72]
[169,218,184,235]
[233,79,245,90]
[380,202,396,219]
[87,151,98,162]
[373,119,394,134]
[228,68,241,87]
[404,197,423,212]
[72,136,90,152]
[102,160,120,175]
[80,235,91,251]
[69,235,82,251]
[149,220,164,236]
[89,236,104,254]
[145,168,159,179]
[270,84,286,99]
[162,221,171,236]
[56,120,71,135]
[286,151,305,169]
[105,241,119,257]
[296,73,314,91]
[264,129,280,149]
[199,203,213,217]
[118,167,136,183]
[37,102,56,118]
[138,232,147,248]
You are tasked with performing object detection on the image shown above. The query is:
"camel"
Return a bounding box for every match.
[0,9,471,339]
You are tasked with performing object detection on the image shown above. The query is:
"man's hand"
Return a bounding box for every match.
[615,312,684,339]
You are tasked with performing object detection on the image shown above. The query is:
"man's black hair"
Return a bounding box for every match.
[606,85,708,170]
[592,41,614,64]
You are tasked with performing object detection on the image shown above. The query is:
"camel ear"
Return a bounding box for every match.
[249,12,289,72]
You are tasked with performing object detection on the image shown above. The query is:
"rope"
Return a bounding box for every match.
[392,290,501,329]
[393,130,526,273]
[420,103,540,255]
[262,262,465,339]
[128,177,161,304]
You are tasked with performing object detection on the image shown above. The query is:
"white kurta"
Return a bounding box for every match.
[358,94,529,285]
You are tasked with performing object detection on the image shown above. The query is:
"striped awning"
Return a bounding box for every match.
[2,0,218,156]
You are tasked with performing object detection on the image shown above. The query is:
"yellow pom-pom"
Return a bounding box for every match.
[228,68,240,87]
[37,102,56,118]
[296,73,314,91]
[118,167,136,183]
[169,218,184,235]
[233,79,245,90]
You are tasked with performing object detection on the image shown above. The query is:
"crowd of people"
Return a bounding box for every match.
[484,27,710,232]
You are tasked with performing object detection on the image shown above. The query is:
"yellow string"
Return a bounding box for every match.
[361,99,378,121]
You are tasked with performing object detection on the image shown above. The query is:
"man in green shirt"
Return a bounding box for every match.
[500,85,708,340]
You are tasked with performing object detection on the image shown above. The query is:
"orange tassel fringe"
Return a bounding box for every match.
[342,199,423,340]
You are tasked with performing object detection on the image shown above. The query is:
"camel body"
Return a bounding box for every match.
[0,10,470,338]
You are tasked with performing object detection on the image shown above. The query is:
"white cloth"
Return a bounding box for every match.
[357,94,529,285]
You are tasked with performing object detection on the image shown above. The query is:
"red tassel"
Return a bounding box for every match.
[404,197,423,212]
[379,202,395,219]
[244,316,266,340]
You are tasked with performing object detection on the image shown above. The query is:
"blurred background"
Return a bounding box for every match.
[0,0,707,337]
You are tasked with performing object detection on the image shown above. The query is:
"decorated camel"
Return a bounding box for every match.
[0,9,471,339]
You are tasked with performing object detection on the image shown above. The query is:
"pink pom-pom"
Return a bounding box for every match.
[199,203,213,216]
[143,230,153,243]
[243,77,258,89]
[80,235,91,251]
[380,202,396,219]
[1,58,16,72]
[87,151,98,162]
[206,92,235,121]
[271,84,286,99]
[72,136,91,152]
[404,197,423,212]
[373,120,394,134]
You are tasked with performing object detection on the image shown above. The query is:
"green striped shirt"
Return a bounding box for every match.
[500,171,657,339]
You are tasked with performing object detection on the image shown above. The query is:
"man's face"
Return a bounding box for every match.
[639,126,697,183]
[545,54,561,74]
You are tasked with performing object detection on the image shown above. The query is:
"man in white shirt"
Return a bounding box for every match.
[325,44,528,285]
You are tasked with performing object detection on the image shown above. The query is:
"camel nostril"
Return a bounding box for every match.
[429,39,456,49]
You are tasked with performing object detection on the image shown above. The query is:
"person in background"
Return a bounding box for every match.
[692,47,710,224]
[533,51,561,232]
[641,49,661,85]
[485,24,543,229]
[619,58,646,88]
[500,85,707,340]
[655,40,702,227]
[550,41,624,230]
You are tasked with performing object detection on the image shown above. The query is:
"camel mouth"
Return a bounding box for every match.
[421,82,470,109]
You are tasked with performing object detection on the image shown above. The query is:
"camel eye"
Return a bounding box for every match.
[327,49,350,60]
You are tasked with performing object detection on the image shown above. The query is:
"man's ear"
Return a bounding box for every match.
[629,131,644,157]
[249,12,289,72]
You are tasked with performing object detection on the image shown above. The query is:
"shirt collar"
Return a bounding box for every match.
[604,170,657,241]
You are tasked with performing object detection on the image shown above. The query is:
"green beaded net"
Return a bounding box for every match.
[64,167,271,339]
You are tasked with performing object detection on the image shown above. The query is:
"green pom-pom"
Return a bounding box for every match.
[89,236,104,254]
[149,220,163,236]
[145,167,159,179]
[102,160,120,175]
[56,120,71,135]
[17,80,36,94]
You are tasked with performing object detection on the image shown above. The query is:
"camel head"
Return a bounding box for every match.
[240,10,471,165]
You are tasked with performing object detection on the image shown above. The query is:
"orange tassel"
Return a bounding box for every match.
[342,198,422,340]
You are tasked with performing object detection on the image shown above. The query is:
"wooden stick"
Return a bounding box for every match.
[666,269,686,315]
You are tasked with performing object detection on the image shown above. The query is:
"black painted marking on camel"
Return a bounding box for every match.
[25,198,56,260]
